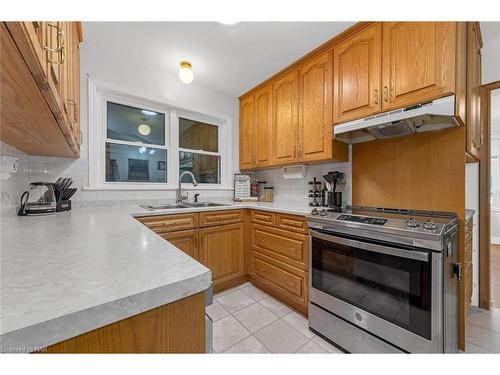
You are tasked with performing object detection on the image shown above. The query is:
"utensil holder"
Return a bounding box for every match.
[328,192,342,208]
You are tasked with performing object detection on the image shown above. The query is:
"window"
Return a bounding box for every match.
[88,80,231,190]
[179,117,221,184]
[105,101,167,183]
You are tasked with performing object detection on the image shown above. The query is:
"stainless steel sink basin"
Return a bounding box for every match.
[140,204,188,211]
[140,202,230,211]
[183,202,230,208]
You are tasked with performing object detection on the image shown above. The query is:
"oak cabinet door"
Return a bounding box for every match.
[239,95,255,169]
[272,70,299,165]
[161,229,198,260]
[466,22,482,161]
[198,223,245,285]
[298,51,333,162]
[382,22,455,111]
[254,84,273,167]
[45,21,65,118]
[333,23,382,124]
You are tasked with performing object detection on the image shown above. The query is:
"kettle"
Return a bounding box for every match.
[18,182,60,216]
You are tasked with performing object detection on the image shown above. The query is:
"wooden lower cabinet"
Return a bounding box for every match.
[198,222,245,289]
[161,229,198,259]
[250,251,308,315]
[46,292,206,353]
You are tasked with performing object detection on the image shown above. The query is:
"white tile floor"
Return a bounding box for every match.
[465,306,500,353]
[208,282,343,354]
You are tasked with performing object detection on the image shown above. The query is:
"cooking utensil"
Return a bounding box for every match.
[322,174,334,191]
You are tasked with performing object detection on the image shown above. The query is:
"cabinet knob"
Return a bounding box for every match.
[383,86,389,102]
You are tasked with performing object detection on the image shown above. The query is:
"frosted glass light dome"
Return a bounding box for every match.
[179,61,193,84]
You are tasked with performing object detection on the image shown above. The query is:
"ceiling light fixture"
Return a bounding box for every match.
[138,123,151,136]
[178,61,194,84]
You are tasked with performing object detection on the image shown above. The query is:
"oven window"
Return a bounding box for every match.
[311,236,432,339]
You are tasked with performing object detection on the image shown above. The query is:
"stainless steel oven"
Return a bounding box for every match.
[306,206,459,353]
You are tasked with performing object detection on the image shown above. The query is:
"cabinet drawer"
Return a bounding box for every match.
[276,213,308,234]
[251,252,306,298]
[199,210,243,227]
[137,213,198,233]
[251,224,308,269]
[250,252,307,306]
[250,210,275,226]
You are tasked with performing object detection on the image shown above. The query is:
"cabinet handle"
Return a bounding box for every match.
[44,22,63,52]
[68,100,78,124]
[374,89,379,105]
[298,145,302,158]
[383,86,389,102]
[293,146,297,159]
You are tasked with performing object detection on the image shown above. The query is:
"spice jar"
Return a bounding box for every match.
[264,186,274,202]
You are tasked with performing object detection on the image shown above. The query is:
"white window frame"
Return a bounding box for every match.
[87,79,232,191]
[175,111,226,187]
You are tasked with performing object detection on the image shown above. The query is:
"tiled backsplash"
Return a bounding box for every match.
[252,162,352,207]
[0,142,232,209]
[1,140,351,209]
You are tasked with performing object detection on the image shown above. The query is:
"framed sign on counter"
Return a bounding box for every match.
[233,174,252,201]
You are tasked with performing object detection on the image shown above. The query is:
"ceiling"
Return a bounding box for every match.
[81,22,355,97]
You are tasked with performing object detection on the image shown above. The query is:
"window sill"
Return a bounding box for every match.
[83,185,234,191]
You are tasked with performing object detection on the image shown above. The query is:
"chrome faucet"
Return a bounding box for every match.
[177,171,198,204]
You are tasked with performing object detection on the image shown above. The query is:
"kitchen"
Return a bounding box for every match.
[1,1,500,372]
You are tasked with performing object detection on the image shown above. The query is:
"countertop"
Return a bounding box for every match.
[0,200,312,352]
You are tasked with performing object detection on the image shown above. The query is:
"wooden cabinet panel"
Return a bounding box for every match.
[46,292,206,353]
[250,251,308,312]
[276,213,308,234]
[199,210,243,228]
[254,84,273,167]
[333,23,382,123]
[272,70,299,165]
[251,224,308,270]
[382,22,455,111]
[250,210,275,226]
[298,51,333,162]
[0,23,75,157]
[161,229,198,259]
[137,213,198,234]
[239,94,254,170]
[466,22,482,161]
[198,223,245,285]
[3,21,81,157]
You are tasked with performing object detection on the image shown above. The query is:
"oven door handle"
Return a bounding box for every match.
[311,230,430,262]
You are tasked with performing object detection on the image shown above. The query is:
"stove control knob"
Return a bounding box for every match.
[423,219,437,231]
[406,217,419,228]
[319,209,327,217]
[311,208,319,216]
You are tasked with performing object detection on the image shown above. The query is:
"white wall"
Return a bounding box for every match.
[482,39,500,85]
[491,90,500,244]
[0,41,239,208]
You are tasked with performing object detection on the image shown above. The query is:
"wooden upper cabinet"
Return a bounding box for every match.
[239,94,255,169]
[272,70,299,165]
[333,23,382,124]
[3,21,82,157]
[466,22,483,161]
[382,22,455,111]
[298,51,333,162]
[254,84,273,167]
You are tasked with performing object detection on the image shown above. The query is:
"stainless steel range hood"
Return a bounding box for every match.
[333,95,459,144]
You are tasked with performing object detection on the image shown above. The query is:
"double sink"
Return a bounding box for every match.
[141,202,230,211]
